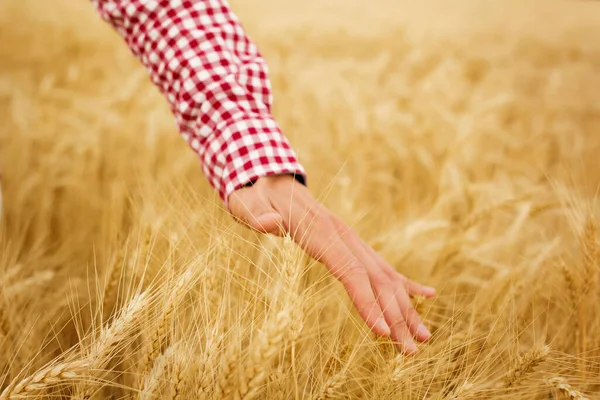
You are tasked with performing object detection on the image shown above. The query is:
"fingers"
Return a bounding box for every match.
[339,231,427,352]
[394,284,431,343]
[349,235,436,299]
[326,221,418,353]
[310,228,392,338]
[361,244,434,343]
[331,218,434,349]
[274,193,392,338]
[230,176,436,355]
[371,274,418,354]
[371,254,436,298]
[338,265,391,338]
[405,279,436,299]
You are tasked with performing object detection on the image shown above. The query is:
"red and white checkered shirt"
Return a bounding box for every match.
[91,0,306,208]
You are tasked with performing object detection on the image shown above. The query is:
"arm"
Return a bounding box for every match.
[91,0,306,208]
[92,0,436,355]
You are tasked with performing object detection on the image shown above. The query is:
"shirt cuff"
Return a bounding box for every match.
[197,112,307,209]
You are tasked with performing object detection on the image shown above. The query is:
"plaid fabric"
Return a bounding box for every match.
[92,0,306,208]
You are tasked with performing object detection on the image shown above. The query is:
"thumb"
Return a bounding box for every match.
[229,187,283,236]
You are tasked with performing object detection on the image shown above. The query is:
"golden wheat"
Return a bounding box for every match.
[1,0,600,398]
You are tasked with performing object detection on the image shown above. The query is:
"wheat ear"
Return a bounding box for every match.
[0,360,90,399]
[547,377,590,400]
[445,381,476,400]
[139,345,176,400]
[215,331,241,400]
[504,345,550,387]
[312,369,347,400]
[169,349,186,400]
[238,311,290,400]
[75,291,150,398]
[141,265,196,382]
[280,236,304,400]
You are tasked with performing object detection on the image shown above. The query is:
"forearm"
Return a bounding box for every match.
[91,0,306,207]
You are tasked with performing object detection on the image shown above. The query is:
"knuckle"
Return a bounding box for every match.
[296,205,327,234]
[303,203,325,221]
[330,215,350,231]
[392,280,410,296]
[396,277,410,290]
[379,277,403,296]
[404,306,421,326]
[371,271,390,286]
[406,278,418,289]
[405,305,418,320]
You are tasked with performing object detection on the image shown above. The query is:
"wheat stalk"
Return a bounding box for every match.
[102,248,125,320]
[560,262,579,310]
[0,286,12,340]
[280,236,304,341]
[193,326,221,398]
[581,217,598,295]
[4,270,55,300]
[578,217,598,372]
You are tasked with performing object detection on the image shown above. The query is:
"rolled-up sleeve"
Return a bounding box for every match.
[91,0,307,208]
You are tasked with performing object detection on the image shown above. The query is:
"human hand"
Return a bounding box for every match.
[228,174,436,355]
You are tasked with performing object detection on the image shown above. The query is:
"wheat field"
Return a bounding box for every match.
[1,0,600,398]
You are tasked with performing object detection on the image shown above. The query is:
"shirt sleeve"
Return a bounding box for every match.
[91,0,307,208]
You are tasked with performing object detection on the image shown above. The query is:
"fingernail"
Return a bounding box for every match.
[398,339,417,355]
[417,324,431,341]
[376,318,391,336]
[424,286,436,294]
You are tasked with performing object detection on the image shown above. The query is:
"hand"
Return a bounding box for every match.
[228,174,436,354]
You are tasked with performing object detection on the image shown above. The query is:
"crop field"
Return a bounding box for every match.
[0,0,599,398]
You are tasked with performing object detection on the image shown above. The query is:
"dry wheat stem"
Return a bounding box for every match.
[102,250,125,320]
[580,218,598,295]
